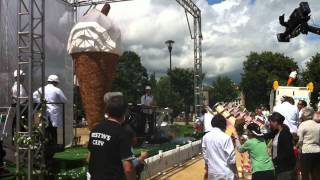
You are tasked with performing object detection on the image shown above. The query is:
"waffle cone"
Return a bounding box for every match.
[72,52,119,129]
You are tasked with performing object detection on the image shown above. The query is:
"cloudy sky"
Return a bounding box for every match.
[103,0,320,83]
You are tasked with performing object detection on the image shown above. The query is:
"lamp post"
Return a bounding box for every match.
[165,40,174,113]
[165,40,174,72]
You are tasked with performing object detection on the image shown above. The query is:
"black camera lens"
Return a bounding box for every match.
[277,33,290,42]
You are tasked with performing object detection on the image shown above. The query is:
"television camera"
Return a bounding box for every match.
[277,2,320,42]
[123,103,172,145]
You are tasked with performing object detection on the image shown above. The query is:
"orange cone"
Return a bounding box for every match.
[287,77,295,86]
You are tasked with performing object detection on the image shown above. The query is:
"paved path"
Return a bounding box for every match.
[149,155,250,180]
[149,156,205,180]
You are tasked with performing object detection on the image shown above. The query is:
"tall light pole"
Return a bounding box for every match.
[165,40,174,112]
[165,40,174,72]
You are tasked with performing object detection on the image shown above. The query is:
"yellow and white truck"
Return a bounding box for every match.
[270,81,313,111]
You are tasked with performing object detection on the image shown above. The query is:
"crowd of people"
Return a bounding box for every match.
[201,96,320,180]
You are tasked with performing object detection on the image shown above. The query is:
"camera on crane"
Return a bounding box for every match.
[277,2,312,42]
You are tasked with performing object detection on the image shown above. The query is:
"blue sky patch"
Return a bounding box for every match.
[306,33,320,41]
[207,0,224,5]
[249,0,256,5]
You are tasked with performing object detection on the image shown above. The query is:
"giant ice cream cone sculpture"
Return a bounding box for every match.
[287,70,297,86]
[67,4,121,129]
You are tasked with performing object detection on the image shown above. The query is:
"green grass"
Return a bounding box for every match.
[54,146,88,161]
[171,124,194,137]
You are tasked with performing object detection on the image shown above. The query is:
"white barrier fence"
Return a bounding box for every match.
[140,140,202,179]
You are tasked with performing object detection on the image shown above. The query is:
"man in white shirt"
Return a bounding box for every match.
[140,86,155,139]
[33,75,67,144]
[202,114,237,180]
[11,70,28,133]
[12,70,28,104]
[33,75,67,170]
[273,96,299,133]
[297,100,307,120]
[201,111,214,133]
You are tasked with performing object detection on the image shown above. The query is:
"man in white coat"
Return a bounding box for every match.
[12,70,28,104]
[33,75,67,145]
[273,96,299,133]
[11,70,28,137]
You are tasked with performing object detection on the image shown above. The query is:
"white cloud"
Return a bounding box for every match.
[99,0,320,82]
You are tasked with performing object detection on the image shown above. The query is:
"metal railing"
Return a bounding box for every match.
[140,140,202,179]
[0,102,66,147]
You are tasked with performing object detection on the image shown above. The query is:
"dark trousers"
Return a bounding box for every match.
[252,170,275,180]
[47,126,57,146]
[136,114,146,137]
[0,141,5,167]
[11,103,28,140]
[44,120,58,172]
[276,170,296,180]
[141,113,154,139]
[301,153,320,180]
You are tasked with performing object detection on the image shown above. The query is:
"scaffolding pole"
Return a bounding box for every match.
[16,0,45,179]
[176,0,203,117]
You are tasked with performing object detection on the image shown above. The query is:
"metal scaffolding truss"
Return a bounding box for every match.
[60,0,133,7]
[61,0,203,116]
[16,0,45,179]
[176,0,203,117]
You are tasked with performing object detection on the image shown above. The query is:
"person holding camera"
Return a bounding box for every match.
[122,123,148,179]
[87,92,136,180]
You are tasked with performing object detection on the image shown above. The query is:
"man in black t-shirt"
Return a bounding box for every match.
[88,92,136,180]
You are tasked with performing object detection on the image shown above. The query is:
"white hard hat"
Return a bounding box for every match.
[48,75,60,82]
[13,70,26,78]
[145,86,151,90]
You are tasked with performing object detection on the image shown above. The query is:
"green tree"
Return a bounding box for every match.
[302,53,320,107]
[169,68,195,113]
[112,51,149,103]
[241,51,298,110]
[153,68,198,118]
[154,76,182,110]
[210,76,239,104]
[149,72,157,89]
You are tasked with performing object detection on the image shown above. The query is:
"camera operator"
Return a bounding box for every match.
[122,123,148,179]
[87,92,136,180]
